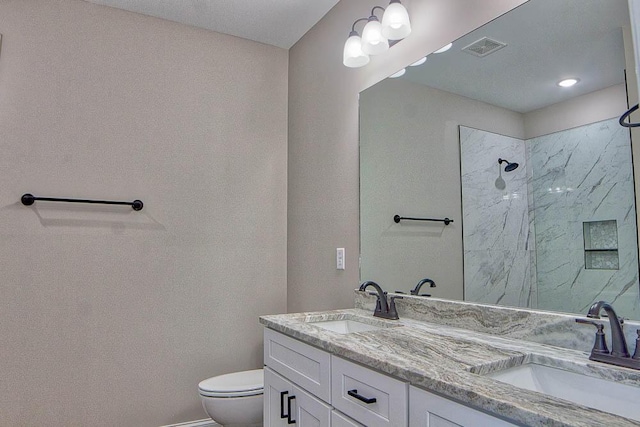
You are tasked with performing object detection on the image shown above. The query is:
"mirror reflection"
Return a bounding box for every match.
[359,0,640,318]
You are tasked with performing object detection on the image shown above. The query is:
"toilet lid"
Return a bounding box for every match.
[199,369,264,397]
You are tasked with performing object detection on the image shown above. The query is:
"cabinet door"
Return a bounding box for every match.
[265,367,330,427]
[409,386,518,427]
[291,384,331,427]
[265,367,295,427]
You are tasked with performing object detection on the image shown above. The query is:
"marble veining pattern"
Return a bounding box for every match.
[460,127,533,308]
[460,119,640,319]
[354,292,640,355]
[529,119,640,318]
[261,297,640,426]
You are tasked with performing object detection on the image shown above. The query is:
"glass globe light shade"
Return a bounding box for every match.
[343,32,370,68]
[381,1,411,40]
[409,57,427,66]
[389,68,406,78]
[434,43,453,53]
[361,18,389,55]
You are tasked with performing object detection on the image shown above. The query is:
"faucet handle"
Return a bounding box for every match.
[576,318,609,355]
[633,330,640,360]
[387,295,403,320]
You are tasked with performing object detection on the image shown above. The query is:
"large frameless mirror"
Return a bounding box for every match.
[359,0,640,319]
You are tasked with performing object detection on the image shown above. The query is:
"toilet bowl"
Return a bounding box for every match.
[198,368,263,427]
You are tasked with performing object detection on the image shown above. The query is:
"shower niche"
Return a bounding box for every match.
[583,220,620,270]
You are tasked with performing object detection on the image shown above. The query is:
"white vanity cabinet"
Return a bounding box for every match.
[263,328,408,427]
[264,327,517,427]
[409,386,518,427]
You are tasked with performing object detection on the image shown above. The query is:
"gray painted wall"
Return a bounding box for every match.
[524,84,628,138]
[0,1,287,425]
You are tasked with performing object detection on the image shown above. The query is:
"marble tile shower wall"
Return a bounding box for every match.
[529,118,640,319]
[461,120,640,319]
[460,127,534,307]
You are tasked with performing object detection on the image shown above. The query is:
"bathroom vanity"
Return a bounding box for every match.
[261,293,640,426]
[263,327,515,426]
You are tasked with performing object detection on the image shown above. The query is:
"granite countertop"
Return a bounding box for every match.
[260,308,640,427]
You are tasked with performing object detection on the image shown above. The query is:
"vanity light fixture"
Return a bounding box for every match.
[558,78,580,87]
[409,57,427,66]
[389,68,406,78]
[343,1,411,68]
[434,43,453,53]
[362,7,389,55]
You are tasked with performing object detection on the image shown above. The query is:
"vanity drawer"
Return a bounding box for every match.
[410,386,518,426]
[331,356,408,427]
[264,328,331,402]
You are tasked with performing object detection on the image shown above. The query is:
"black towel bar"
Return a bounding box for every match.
[21,193,143,211]
[394,215,453,225]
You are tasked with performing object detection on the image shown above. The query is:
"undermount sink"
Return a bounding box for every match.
[303,313,398,334]
[480,357,640,422]
[310,319,383,333]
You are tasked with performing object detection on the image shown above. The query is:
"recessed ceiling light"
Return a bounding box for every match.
[409,57,427,66]
[434,43,453,53]
[389,68,406,78]
[557,78,580,87]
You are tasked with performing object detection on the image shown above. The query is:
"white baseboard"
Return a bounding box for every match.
[160,419,220,427]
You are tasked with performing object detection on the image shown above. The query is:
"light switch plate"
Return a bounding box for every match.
[336,248,345,270]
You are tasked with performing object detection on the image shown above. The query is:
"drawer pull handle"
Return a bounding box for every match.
[280,391,289,419]
[287,395,296,424]
[348,389,377,404]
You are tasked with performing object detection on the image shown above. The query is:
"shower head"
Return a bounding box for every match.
[498,158,519,172]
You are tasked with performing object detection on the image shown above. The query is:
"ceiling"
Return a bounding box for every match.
[82,0,341,49]
[401,0,629,113]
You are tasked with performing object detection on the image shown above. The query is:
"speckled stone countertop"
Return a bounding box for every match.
[260,308,640,427]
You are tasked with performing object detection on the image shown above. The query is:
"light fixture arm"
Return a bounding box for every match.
[350,17,369,34]
[370,6,385,18]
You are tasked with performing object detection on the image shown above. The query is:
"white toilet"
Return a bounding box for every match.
[198,368,264,427]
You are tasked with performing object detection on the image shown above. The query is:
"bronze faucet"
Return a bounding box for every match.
[411,278,436,296]
[359,281,402,320]
[576,301,640,370]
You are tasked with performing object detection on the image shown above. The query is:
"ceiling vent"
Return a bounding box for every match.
[462,37,507,57]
